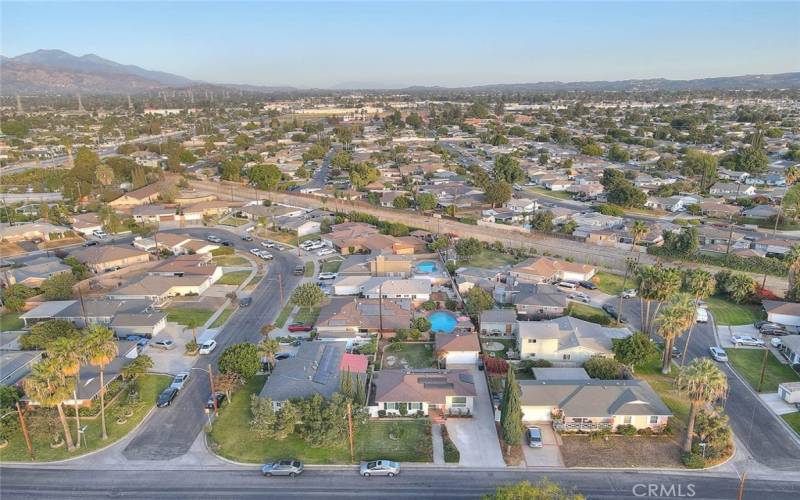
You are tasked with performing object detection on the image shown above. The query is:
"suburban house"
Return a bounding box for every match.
[780,336,800,366]
[762,300,800,327]
[0,256,71,288]
[518,379,672,431]
[371,254,414,277]
[70,212,104,236]
[110,312,168,338]
[517,316,631,364]
[479,309,518,336]
[107,275,214,304]
[505,198,538,213]
[108,183,162,207]
[18,298,156,329]
[258,341,368,410]
[435,331,481,367]
[509,257,596,284]
[743,205,780,220]
[315,297,412,341]
[68,245,151,273]
[135,233,220,255]
[362,278,432,302]
[147,254,223,281]
[709,182,755,197]
[754,239,796,257]
[371,369,477,417]
[498,283,567,319]
[63,340,141,406]
[0,222,70,243]
[455,267,505,294]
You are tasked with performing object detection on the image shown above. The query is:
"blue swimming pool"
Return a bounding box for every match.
[416,261,437,273]
[429,311,457,334]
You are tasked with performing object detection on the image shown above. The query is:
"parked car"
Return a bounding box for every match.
[170,372,190,390]
[601,304,627,322]
[568,292,590,303]
[579,280,597,290]
[621,289,637,299]
[241,235,253,241]
[220,240,233,247]
[275,352,293,361]
[261,241,276,248]
[92,229,109,239]
[556,281,577,291]
[199,340,217,354]
[709,346,728,362]
[771,337,783,348]
[317,248,335,256]
[82,240,99,247]
[360,460,400,477]
[732,335,765,347]
[755,320,782,330]
[157,387,178,408]
[249,248,261,256]
[207,235,222,243]
[294,265,305,276]
[239,297,252,307]
[206,392,226,410]
[126,335,150,347]
[318,272,338,280]
[260,252,274,260]
[262,460,304,477]
[760,325,789,336]
[288,323,312,332]
[527,426,543,448]
[696,308,708,323]
[152,339,176,350]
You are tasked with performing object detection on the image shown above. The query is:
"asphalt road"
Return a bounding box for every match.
[619,298,800,471]
[121,227,303,460]
[3,467,800,499]
[301,148,333,191]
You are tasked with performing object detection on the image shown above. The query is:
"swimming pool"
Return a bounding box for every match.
[429,311,457,334]
[416,261,437,273]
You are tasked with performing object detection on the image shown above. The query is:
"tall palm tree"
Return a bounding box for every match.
[47,336,86,448]
[676,358,728,453]
[185,318,200,345]
[257,338,280,373]
[657,293,695,374]
[680,270,716,365]
[84,325,118,440]
[617,220,647,322]
[23,358,76,451]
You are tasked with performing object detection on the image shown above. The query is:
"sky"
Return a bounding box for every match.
[2,1,799,88]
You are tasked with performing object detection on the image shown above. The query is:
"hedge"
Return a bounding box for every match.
[648,246,789,277]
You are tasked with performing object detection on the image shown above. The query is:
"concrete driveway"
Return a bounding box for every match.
[522,423,564,467]
[444,370,505,467]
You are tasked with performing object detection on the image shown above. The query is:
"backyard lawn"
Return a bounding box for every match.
[567,302,614,326]
[594,271,635,296]
[0,312,24,332]
[0,374,170,462]
[704,296,763,326]
[208,376,433,464]
[524,186,574,200]
[382,342,437,369]
[783,412,800,436]
[164,307,215,327]
[726,348,800,393]
[458,248,522,269]
[219,216,249,227]
[217,271,250,286]
[212,255,250,266]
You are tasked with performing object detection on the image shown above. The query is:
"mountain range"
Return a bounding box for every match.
[1,49,799,95]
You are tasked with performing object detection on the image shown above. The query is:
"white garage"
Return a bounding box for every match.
[436,332,480,368]
[521,406,553,422]
[763,300,800,327]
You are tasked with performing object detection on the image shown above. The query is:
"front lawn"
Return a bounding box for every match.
[304,261,315,277]
[560,434,682,468]
[212,255,250,266]
[210,307,235,329]
[219,216,249,227]
[567,302,615,326]
[320,260,343,273]
[783,412,800,436]
[207,376,433,464]
[524,186,573,200]
[164,307,215,327]
[293,307,321,326]
[0,374,170,462]
[726,348,800,393]
[382,342,437,369]
[275,304,294,328]
[458,248,522,269]
[704,296,763,326]
[594,271,635,296]
[217,271,250,286]
[0,312,24,332]
[635,353,690,427]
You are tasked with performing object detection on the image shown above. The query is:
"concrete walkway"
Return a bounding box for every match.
[444,371,505,467]
[431,424,445,465]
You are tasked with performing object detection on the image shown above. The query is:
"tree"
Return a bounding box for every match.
[218,343,261,380]
[415,193,437,212]
[257,338,280,372]
[19,319,80,351]
[656,293,695,374]
[0,284,39,312]
[40,273,77,300]
[483,479,584,500]
[531,210,554,232]
[718,272,756,303]
[63,256,89,280]
[583,356,625,379]
[392,195,411,209]
[215,372,244,400]
[682,149,717,191]
[637,264,682,336]
[412,317,431,332]
[290,283,325,308]
[121,355,153,381]
[23,358,76,451]
[485,181,512,208]
[580,141,603,157]
[455,237,482,261]
[493,155,523,184]
[680,270,716,363]
[464,286,495,317]
[735,144,768,174]
[676,358,728,453]
[248,164,282,191]
[296,393,350,447]
[84,325,118,440]
[220,158,243,181]
[616,220,648,321]
[500,368,522,454]
[607,143,630,163]
[612,332,655,372]
[184,317,201,344]
[95,164,115,187]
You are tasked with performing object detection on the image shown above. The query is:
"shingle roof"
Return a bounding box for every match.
[373,369,476,404]
[519,379,672,417]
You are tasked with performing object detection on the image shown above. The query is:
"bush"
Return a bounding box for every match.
[681,452,706,469]
[584,356,625,380]
[637,427,654,436]
[648,245,788,277]
[616,424,637,436]
[445,299,459,311]
[218,343,261,380]
[589,429,610,441]
[377,410,386,418]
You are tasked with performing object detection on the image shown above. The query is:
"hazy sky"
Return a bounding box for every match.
[2,1,799,88]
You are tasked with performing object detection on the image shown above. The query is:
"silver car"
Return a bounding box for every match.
[170,372,190,390]
[261,460,304,477]
[709,346,728,362]
[360,460,400,477]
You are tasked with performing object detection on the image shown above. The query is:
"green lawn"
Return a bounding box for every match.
[704,296,763,326]
[275,304,294,328]
[207,376,432,464]
[459,248,522,269]
[210,307,235,329]
[783,412,800,436]
[304,261,315,277]
[635,353,690,427]
[594,271,635,296]
[481,338,517,359]
[726,348,800,393]
[0,374,170,462]
[320,260,343,273]
[217,271,250,286]
[441,426,460,463]
[164,307,215,327]
[567,302,615,326]
[0,312,24,332]
[212,255,250,266]
[293,307,321,326]
[219,216,249,227]
[524,186,574,200]
[382,342,437,369]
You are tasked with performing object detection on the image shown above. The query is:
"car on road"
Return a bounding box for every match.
[92,229,109,239]
[239,297,252,307]
[318,272,338,280]
[260,252,274,260]
[275,352,293,361]
[241,235,253,241]
[249,248,261,256]
[568,292,590,303]
[732,335,765,347]
[220,240,233,247]
[82,240,99,247]
[696,308,708,323]
[261,460,304,477]
[170,372,190,390]
[709,346,728,362]
[601,303,627,322]
[199,340,217,354]
[579,280,597,290]
[261,241,276,248]
[207,235,222,243]
[206,392,226,410]
[360,460,400,477]
[527,426,543,448]
[152,339,176,350]
[294,265,305,276]
[621,289,637,299]
[157,387,178,408]
[288,323,312,332]
[317,248,335,256]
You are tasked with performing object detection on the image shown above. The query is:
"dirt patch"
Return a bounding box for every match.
[0,241,26,257]
[495,422,524,466]
[560,434,683,468]
[38,236,84,250]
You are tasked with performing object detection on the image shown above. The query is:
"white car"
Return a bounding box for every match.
[621,289,637,299]
[249,248,261,256]
[199,340,217,354]
[556,281,577,291]
[318,272,338,280]
[731,335,765,347]
[771,337,783,348]
[261,241,275,248]
[696,308,709,323]
[317,248,335,256]
[568,292,590,303]
[207,235,222,243]
[260,252,274,260]
[170,372,190,390]
[709,346,728,362]
[92,229,109,239]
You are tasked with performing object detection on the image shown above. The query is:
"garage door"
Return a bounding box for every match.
[522,406,552,422]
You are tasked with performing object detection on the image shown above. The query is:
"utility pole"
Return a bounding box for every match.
[277,273,284,306]
[74,389,82,449]
[758,347,769,393]
[347,402,355,463]
[16,402,33,459]
[737,471,747,500]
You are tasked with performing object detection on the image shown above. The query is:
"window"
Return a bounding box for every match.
[409,402,423,411]
[527,338,536,344]
[562,354,571,360]
[451,397,467,408]
[623,416,632,424]
[649,416,659,424]
[384,402,398,411]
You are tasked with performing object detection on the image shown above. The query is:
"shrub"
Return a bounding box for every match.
[616,424,637,436]
[218,343,261,380]
[589,429,610,441]
[584,356,625,380]
[445,299,459,311]
[637,427,654,436]
[377,410,386,418]
[681,452,706,469]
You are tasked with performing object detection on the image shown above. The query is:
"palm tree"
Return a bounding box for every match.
[657,293,695,374]
[617,220,647,322]
[639,264,683,336]
[680,270,716,365]
[23,358,76,451]
[257,338,280,373]
[259,324,275,340]
[185,318,200,345]
[47,336,86,448]
[84,325,118,440]
[676,358,728,453]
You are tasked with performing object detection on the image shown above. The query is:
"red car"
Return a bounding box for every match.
[287,323,313,332]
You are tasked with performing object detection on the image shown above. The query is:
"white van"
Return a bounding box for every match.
[556,281,577,291]
[696,307,708,323]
